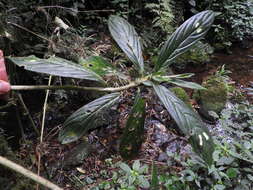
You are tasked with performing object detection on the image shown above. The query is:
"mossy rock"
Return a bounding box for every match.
[170,87,192,108]
[193,76,228,120]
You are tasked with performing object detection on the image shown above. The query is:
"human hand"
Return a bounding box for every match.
[0,50,10,96]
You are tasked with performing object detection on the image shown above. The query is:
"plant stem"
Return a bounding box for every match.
[0,156,62,190]
[11,77,149,92]
[37,75,52,190]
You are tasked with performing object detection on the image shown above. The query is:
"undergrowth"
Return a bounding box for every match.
[76,101,253,190]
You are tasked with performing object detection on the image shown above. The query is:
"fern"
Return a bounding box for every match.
[145,0,175,34]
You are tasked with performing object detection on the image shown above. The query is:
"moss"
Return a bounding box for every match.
[170,87,192,108]
[194,76,228,119]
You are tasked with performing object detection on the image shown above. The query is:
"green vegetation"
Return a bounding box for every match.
[192,0,253,49]
[78,101,253,190]
[0,1,253,189]
[9,11,216,165]
[145,0,175,34]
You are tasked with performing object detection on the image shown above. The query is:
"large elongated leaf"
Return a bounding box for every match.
[8,55,104,83]
[152,75,205,90]
[153,84,214,165]
[169,79,206,90]
[58,92,120,144]
[108,15,144,74]
[119,94,146,159]
[155,10,215,71]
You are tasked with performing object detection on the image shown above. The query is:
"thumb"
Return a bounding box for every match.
[0,80,11,94]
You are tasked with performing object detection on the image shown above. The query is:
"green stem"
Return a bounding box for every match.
[11,77,149,92]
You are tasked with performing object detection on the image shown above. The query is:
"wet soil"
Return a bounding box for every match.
[190,53,251,84]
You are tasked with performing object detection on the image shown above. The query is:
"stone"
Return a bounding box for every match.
[170,87,192,108]
[194,75,228,120]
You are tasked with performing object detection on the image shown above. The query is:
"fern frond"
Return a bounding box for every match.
[145,0,175,34]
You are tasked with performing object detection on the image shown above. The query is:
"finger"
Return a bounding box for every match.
[0,80,11,94]
[0,50,9,82]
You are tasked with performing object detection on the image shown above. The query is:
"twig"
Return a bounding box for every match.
[7,22,53,44]
[41,76,52,143]
[0,100,15,110]
[11,77,149,92]
[37,75,52,190]
[16,93,40,135]
[0,156,62,190]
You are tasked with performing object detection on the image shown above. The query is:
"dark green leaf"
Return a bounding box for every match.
[153,84,214,165]
[119,94,146,159]
[152,75,205,90]
[133,160,140,171]
[169,79,206,90]
[58,93,120,144]
[108,15,144,74]
[138,175,150,188]
[155,10,215,71]
[8,55,104,83]
[214,184,226,190]
[226,168,238,178]
[119,162,132,173]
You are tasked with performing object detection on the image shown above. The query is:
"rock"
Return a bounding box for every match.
[194,75,228,120]
[62,141,92,169]
[154,104,163,112]
[170,87,192,108]
[157,152,169,162]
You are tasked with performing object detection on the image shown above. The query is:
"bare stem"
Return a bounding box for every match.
[37,75,52,190]
[11,78,148,92]
[0,156,62,190]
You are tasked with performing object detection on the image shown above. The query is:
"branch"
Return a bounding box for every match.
[0,155,62,190]
[11,77,148,92]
